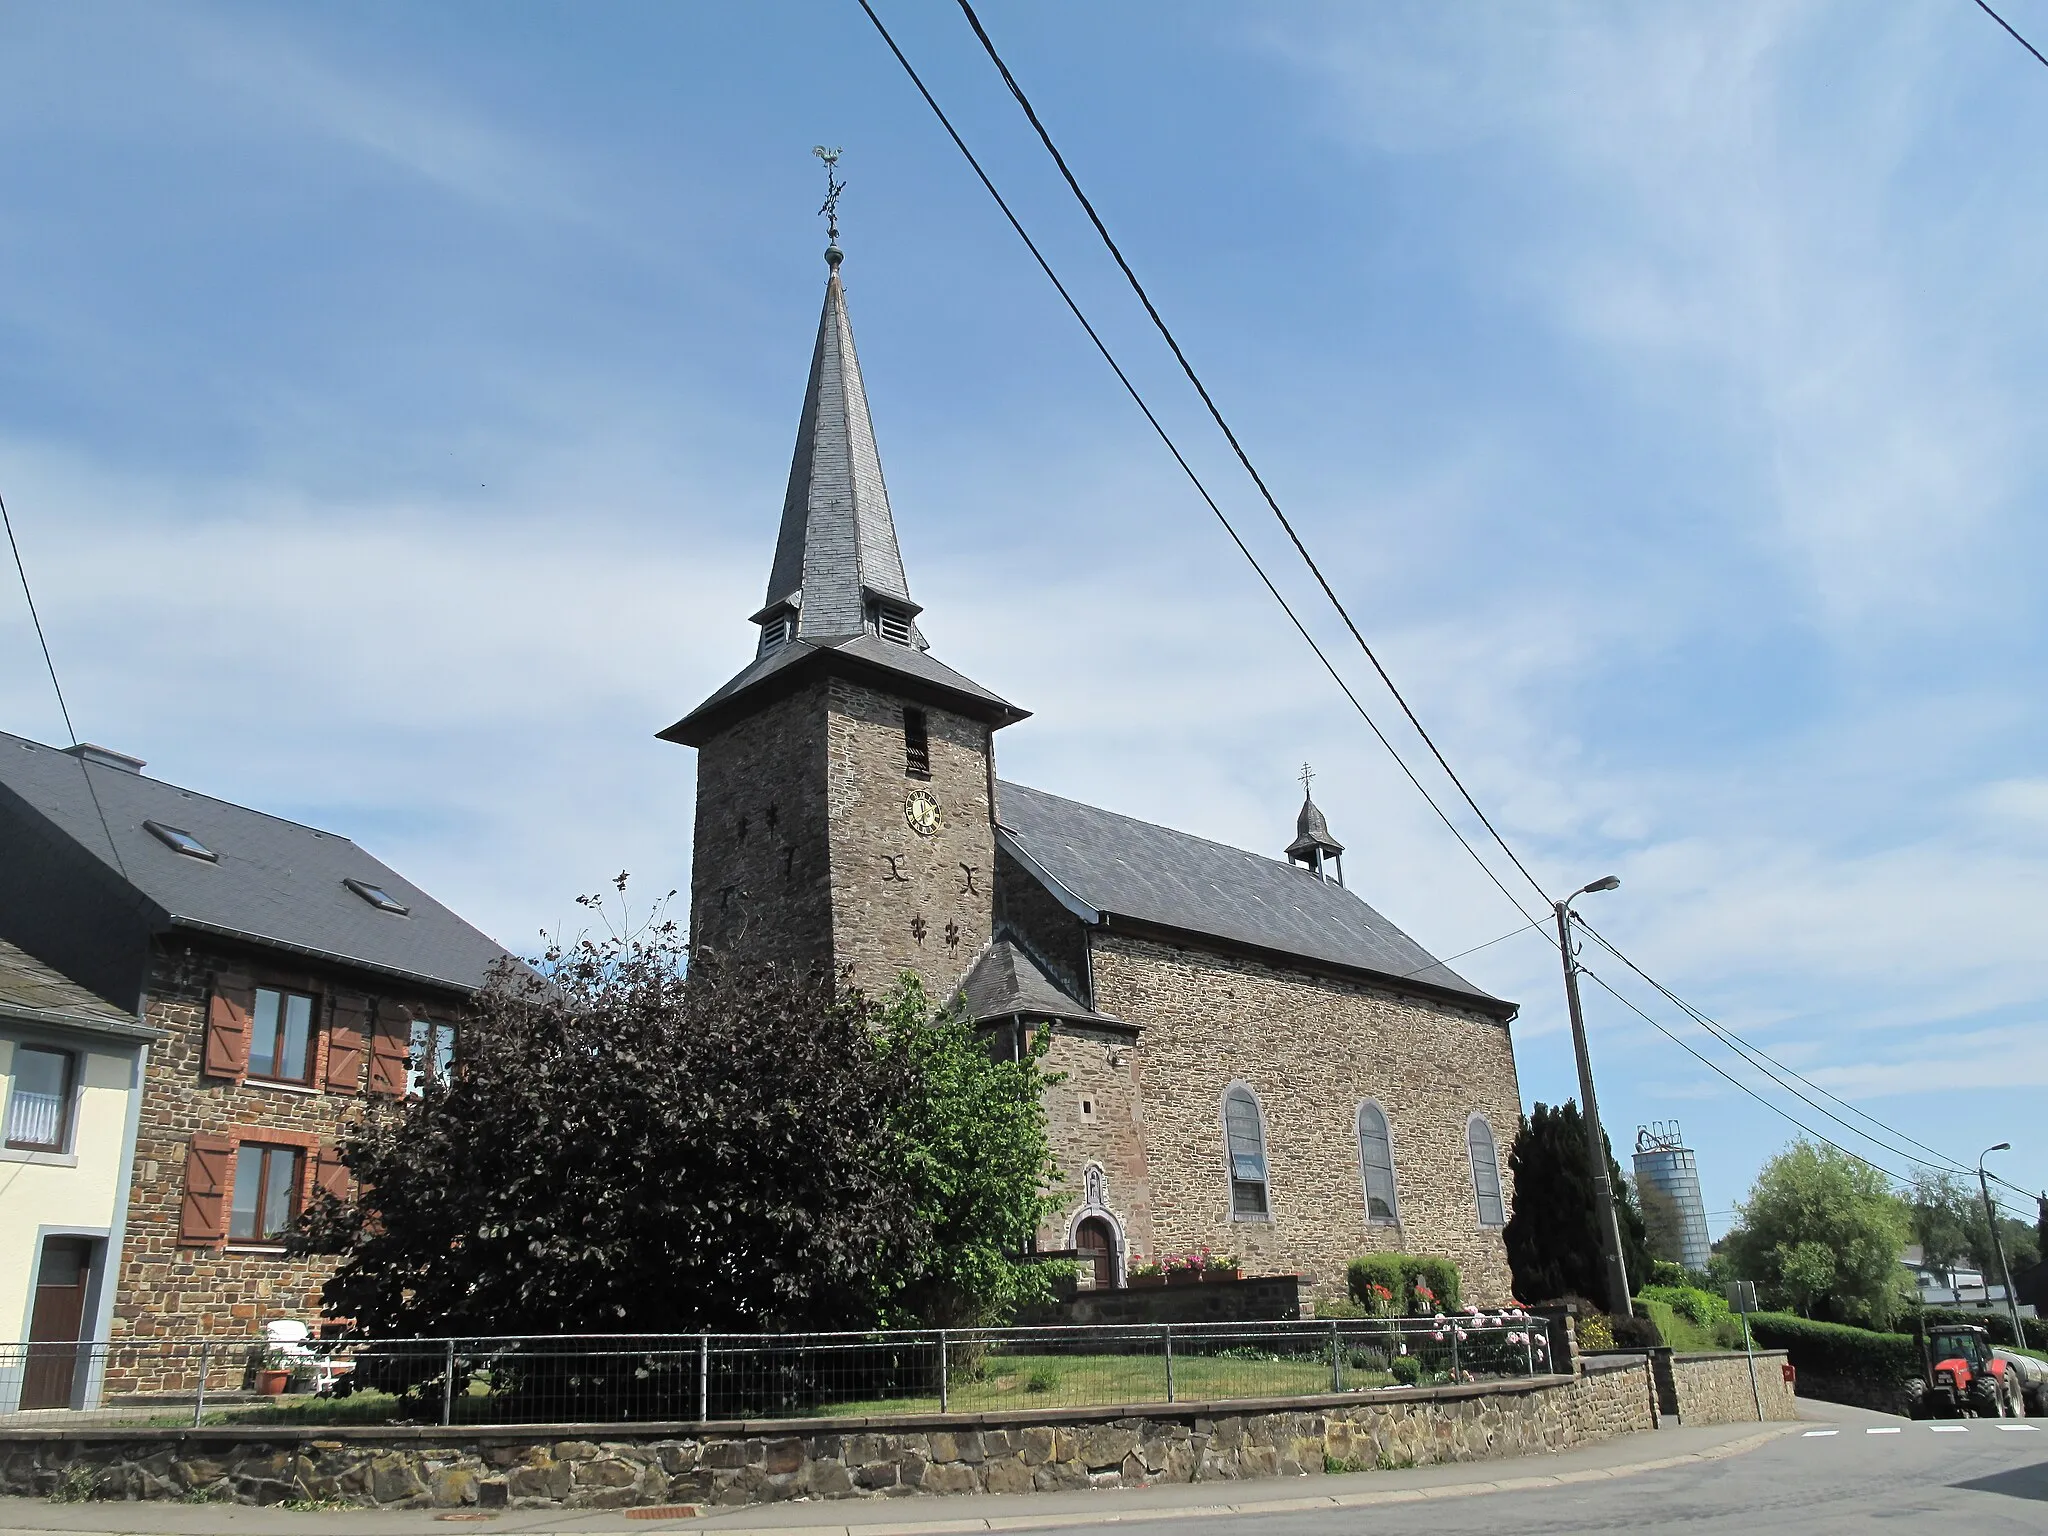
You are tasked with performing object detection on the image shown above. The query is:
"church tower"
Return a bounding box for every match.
[661,244,1028,994]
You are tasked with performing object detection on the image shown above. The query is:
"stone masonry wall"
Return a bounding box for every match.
[1037,1021,1152,1263]
[1089,935,1522,1305]
[688,678,834,976]
[1669,1351,1797,1424]
[825,679,996,998]
[0,1365,1656,1510]
[112,940,463,1390]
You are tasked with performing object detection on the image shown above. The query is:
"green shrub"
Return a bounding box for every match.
[1746,1312,1918,1385]
[1577,1314,1616,1351]
[1315,1298,1366,1319]
[1610,1312,1663,1348]
[1639,1283,1732,1330]
[1347,1254,1462,1315]
[1388,1355,1423,1386]
[1915,1306,2048,1352]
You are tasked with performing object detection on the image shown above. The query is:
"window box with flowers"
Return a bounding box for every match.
[1128,1257,1165,1287]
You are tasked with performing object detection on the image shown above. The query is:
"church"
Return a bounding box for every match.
[662,242,1525,1308]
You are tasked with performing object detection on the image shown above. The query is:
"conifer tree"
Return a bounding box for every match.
[1501,1100,1651,1313]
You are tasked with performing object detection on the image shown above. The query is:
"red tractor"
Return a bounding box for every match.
[1907,1324,2024,1419]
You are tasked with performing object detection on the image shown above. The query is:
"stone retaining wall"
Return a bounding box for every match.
[1667,1351,1797,1424]
[0,1365,1657,1511]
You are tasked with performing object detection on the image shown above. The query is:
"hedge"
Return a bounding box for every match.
[1347,1254,1462,1314]
[1915,1306,2048,1352]
[1746,1312,1919,1384]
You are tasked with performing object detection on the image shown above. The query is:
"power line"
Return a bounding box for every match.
[1579,952,2035,1227]
[1975,0,2048,71]
[1,489,128,879]
[850,0,1543,929]
[861,0,2045,1214]
[947,0,1554,910]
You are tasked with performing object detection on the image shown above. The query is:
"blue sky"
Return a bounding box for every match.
[4,1,2045,1234]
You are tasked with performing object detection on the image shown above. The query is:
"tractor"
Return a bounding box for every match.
[1906,1324,2023,1419]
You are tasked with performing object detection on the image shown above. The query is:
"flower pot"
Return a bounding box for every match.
[1130,1273,1165,1288]
[1203,1267,1242,1282]
[255,1369,291,1396]
[1166,1270,1204,1286]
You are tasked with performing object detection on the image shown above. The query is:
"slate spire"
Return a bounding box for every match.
[1286,765,1346,885]
[756,247,920,651]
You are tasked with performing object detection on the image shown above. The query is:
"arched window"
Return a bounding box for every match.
[1357,1101,1399,1224]
[1468,1114,1506,1226]
[1222,1085,1270,1218]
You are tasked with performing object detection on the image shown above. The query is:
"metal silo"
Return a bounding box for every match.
[1633,1122,1712,1273]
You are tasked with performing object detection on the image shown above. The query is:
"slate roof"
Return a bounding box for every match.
[958,939,1129,1029]
[763,255,916,643]
[662,630,1025,747]
[0,937,157,1038]
[995,781,1509,1013]
[0,732,510,994]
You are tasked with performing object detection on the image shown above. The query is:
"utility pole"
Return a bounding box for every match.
[1556,878,1632,1316]
[1978,1144,2027,1349]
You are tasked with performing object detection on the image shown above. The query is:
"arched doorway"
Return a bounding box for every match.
[1074,1215,1118,1290]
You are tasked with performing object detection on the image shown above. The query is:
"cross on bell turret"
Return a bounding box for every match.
[1286,764,1346,885]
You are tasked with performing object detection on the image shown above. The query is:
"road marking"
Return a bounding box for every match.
[1866,1427,1899,1434]
[1931,1425,1969,1433]
[1803,1430,1838,1437]
[1997,1424,2038,1432]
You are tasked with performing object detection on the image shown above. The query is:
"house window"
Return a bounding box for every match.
[248,988,317,1084]
[1468,1114,1506,1227]
[229,1143,304,1242]
[1222,1084,1270,1218]
[5,1045,75,1152]
[1357,1100,1399,1224]
[407,1019,458,1096]
[903,707,931,777]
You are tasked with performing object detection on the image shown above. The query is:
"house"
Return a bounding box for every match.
[663,243,1525,1305]
[0,940,160,1411]
[0,735,508,1398]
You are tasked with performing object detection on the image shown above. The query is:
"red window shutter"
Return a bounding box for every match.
[179,1132,234,1244]
[202,978,253,1080]
[326,996,368,1093]
[314,1144,352,1203]
[368,1003,411,1098]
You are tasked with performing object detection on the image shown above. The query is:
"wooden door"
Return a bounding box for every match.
[22,1238,92,1410]
[1075,1217,1116,1290]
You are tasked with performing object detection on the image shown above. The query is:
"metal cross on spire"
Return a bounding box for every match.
[813,145,845,252]
[1299,762,1315,797]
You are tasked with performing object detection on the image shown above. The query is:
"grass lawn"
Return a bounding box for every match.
[821,1352,1400,1416]
[123,1353,1417,1426]
[1636,1298,1738,1354]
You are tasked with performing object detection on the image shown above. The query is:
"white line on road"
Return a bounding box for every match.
[1866,1427,1899,1434]
[1803,1430,1838,1437]
[1931,1425,1969,1433]
[1996,1424,2038,1432]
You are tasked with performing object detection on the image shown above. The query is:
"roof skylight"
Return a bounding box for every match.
[344,878,410,916]
[143,821,217,862]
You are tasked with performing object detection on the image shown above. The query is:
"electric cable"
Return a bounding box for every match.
[2,489,128,878]
[1975,0,2048,71]
[851,0,1543,930]
[948,0,1554,909]
[858,0,2046,1212]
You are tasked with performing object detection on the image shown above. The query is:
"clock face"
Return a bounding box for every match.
[905,788,941,838]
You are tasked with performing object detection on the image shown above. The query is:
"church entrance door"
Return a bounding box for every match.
[1074,1216,1117,1290]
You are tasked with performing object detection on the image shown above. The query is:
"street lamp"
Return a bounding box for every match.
[1555,876,1631,1315]
[1977,1143,2027,1348]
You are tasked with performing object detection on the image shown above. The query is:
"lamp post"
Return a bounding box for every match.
[1977,1143,2027,1348]
[1556,876,1632,1316]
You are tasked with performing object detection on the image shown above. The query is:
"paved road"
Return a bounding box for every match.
[1055,1407,2045,1536]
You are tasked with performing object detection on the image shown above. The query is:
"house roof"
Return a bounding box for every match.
[995,780,1511,1015]
[0,732,510,994]
[0,937,159,1040]
[958,938,1130,1030]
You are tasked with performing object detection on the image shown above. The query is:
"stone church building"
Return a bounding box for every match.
[663,246,1524,1307]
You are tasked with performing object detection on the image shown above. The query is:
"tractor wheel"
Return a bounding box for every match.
[2029,1387,2048,1419]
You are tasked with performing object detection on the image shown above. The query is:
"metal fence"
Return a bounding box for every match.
[0,1313,1555,1428]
